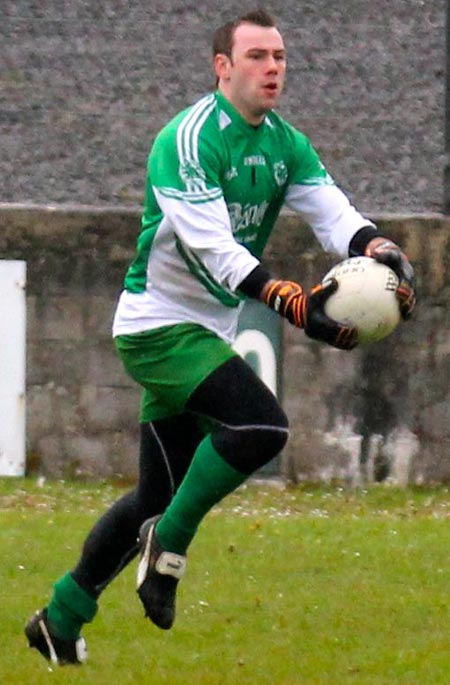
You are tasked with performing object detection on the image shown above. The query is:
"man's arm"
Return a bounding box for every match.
[238,219,416,349]
[282,128,416,320]
[239,265,358,350]
[153,188,260,295]
[149,117,261,299]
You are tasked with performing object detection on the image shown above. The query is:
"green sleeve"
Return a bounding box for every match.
[147,110,224,200]
[285,124,334,187]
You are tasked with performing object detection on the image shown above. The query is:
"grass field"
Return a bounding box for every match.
[2,477,450,684]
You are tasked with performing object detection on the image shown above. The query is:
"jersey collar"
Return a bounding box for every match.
[214,91,272,136]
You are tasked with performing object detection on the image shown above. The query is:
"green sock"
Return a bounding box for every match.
[156,435,247,555]
[46,572,98,640]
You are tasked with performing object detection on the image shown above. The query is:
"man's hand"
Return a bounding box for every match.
[261,278,358,350]
[365,237,416,319]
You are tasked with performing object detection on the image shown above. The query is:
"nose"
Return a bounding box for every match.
[266,55,278,72]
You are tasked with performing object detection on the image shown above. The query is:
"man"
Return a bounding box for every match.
[25,9,416,665]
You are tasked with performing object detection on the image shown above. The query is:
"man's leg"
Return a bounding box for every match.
[137,356,289,628]
[25,415,203,664]
[71,416,202,596]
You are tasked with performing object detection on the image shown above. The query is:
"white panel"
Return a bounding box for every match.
[233,329,277,396]
[0,261,26,476]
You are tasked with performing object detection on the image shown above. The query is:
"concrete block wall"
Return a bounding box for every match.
[1,204,449,484]
[1,204,141,479]
[1,1,445,214]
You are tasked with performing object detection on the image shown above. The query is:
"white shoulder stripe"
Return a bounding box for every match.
[176,94,215,164]
[176,95,216,194]
[157,186,223,202]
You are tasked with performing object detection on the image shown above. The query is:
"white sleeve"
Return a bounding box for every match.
[154,188,260,292]
[285,183,375,257]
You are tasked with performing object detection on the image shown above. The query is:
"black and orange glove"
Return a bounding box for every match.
[365,237,416,319]
[262,279,358,350]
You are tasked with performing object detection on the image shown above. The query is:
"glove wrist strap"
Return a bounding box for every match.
[262,279,306,328]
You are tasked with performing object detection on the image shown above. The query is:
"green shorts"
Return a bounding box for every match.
[114,323,237,422]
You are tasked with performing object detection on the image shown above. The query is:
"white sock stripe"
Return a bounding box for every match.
[148,422,175,496]
[94,544,140,593]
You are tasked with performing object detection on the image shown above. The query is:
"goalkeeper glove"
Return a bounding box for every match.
[364,237,416,319]
[262,278,358,350]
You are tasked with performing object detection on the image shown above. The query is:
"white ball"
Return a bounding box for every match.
[322,256,401,345]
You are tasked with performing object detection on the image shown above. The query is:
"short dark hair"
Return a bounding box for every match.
[212,9,277,58]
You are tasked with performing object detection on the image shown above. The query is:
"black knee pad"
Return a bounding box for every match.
[212,417,289,474]
[187,355,290,474]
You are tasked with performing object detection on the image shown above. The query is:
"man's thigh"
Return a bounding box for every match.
[114,323,237,422]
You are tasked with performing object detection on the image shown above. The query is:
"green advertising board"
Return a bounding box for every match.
[233,300,283,475]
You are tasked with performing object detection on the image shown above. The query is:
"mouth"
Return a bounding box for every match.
[263,83,278,96]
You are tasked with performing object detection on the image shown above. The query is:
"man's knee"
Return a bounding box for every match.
[212,407,289,474]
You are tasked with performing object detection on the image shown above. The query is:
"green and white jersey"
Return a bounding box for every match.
[113,91,373,343]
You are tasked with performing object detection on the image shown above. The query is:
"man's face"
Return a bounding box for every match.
[215,22,286,125]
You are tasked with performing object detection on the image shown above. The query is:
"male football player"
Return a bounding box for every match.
[25,8,416,665]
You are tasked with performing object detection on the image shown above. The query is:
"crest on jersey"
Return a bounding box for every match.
[273,161,288,186]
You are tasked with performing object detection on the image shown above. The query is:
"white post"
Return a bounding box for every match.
[0,261,26,476]
[445,0,450,212]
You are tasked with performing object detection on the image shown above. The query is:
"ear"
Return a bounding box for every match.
[214,53,232,82]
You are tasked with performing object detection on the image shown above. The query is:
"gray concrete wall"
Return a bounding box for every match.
[1,204,449,484]
[1,1,444,213]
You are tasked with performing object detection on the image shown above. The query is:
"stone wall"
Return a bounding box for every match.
[274,213,450,485]
[1,1,445,213]
[1,204,449,484]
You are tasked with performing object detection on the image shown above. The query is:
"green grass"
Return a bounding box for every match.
[2,478,450,684]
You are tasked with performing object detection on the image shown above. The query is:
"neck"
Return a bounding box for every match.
[217,86,266,126]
